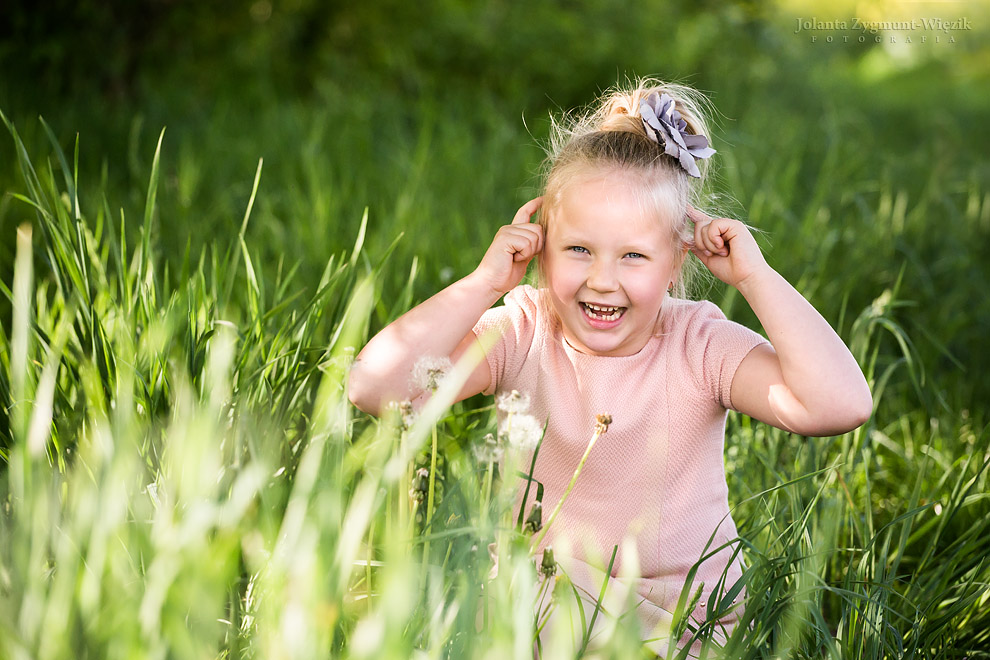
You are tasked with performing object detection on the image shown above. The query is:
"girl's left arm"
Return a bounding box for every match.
[688,207,873,436]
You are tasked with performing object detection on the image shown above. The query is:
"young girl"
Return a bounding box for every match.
[348,79,872,652]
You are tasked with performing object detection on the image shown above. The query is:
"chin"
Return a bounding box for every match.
[572,334,632,357]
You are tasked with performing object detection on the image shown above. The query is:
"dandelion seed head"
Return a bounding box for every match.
[386,400,417,431]
[499,413,543,451]
[472,433,503,463]
[595,413,612,434]
[411,356,453,393]
[496,389,531,414]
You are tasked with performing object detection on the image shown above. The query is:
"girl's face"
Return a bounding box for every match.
[543,172,681,357]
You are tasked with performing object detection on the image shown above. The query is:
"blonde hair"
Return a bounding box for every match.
[535,77,716,328]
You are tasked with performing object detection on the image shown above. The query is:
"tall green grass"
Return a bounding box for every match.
[1,81,989,658]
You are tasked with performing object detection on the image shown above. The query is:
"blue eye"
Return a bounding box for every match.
[625,252,645,259]
[568,246,589,254]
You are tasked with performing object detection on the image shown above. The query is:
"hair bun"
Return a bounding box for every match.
[599,111,643,135]
[599,95,646,135]
[542,76,715,183]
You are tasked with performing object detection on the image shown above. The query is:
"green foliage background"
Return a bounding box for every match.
[1,0,989,657]
[2,0,987,410]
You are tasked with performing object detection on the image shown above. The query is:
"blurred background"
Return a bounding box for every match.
[1,0,988,412]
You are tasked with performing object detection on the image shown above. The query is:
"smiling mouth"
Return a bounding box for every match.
[581,302,626,322]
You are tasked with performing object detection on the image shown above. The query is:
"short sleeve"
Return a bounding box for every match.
[682,300,769,409]
[472,285,540,396]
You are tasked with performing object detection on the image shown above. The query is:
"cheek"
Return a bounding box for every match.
[544,256,579,292]
[626,268,670,304]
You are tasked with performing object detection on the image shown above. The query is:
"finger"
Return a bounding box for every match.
[706,219,732,256]
[517,223,545,256]
[685,204,712,225]
[500,226,542,261]
[709,222,724,249]
[683,229,710,257]
[526,224,545,259]
[512,196,544,225]
[694,244,714,258]
[695,219,719,255]
[689,246,712,264]
[533,222,544,254]
[509,231,537,261]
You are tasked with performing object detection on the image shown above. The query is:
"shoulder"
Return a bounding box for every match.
[662,297,768,406]
[474,284,545,341]
[472,285,545,396]
[504,284,542,314]
[480,285,543,327]
[658,298,732,362]
[661,297,728,335]
[664,297,765,350]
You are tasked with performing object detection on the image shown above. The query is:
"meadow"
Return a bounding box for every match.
[1,1,989,657]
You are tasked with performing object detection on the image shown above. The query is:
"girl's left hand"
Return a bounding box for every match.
[686,205,769,289]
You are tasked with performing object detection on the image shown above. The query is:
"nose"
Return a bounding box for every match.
[586,258,619,293]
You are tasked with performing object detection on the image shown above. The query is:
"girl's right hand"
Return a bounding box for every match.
[473,197,544,294]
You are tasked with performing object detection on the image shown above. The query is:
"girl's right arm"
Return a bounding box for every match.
[348,197,544,416]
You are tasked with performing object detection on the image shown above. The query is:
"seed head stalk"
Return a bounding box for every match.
[532,414,611,551]
[482,413,512,531]
[422,423,439,569]
[481,457,496,529]
[395,401,416,535]
[398,432,410,534]
[409,358,451,569]
[398,441,407,532]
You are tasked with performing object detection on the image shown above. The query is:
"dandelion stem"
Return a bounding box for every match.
[398,437,408,534]
[365,522,374,612]
[532,414,610,551]
[486,410,513,531]
[481,459,495,529]
[423,423,439,567]
[409,500,420,540]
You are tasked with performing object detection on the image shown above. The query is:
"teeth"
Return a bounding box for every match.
[582,303,623,322]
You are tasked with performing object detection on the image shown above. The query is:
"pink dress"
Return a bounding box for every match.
[473,285,768,647]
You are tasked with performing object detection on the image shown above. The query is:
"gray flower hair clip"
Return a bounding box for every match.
[639,92,715,178]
